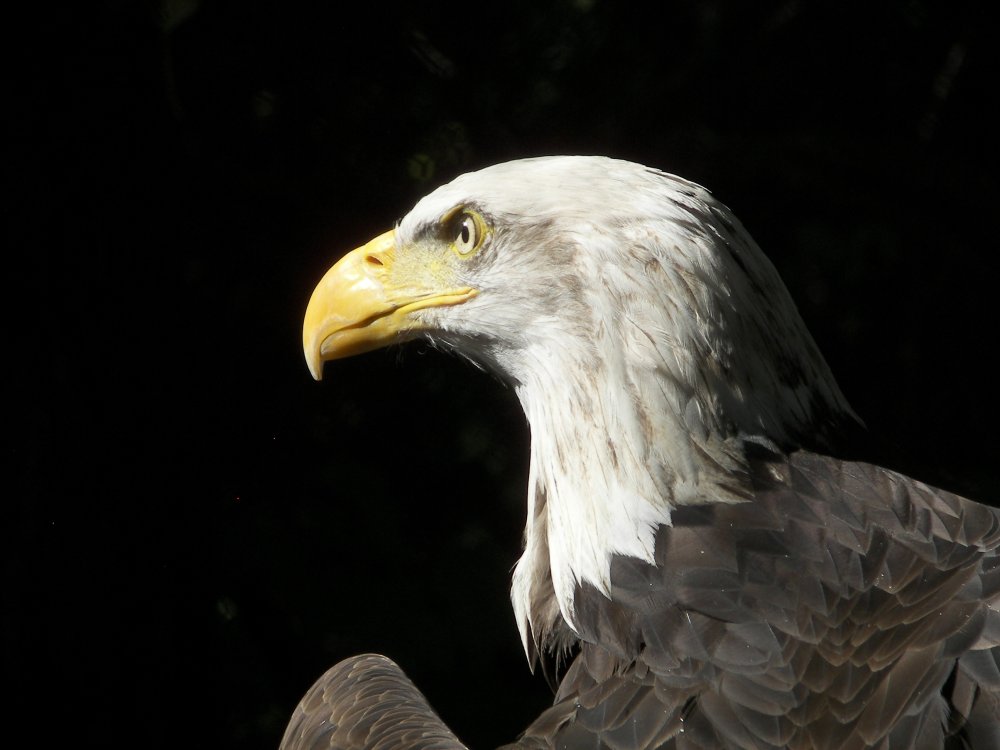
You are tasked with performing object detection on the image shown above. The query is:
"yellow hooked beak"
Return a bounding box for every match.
[303,229,478,380]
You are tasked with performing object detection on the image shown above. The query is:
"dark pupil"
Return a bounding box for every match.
[460,222,471,244]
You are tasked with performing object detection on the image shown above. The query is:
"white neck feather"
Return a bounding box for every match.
[508,318,748,657]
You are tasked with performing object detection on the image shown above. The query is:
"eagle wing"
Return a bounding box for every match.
[280,654,467,750]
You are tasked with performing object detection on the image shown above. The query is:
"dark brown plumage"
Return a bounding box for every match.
[281,655,465,750]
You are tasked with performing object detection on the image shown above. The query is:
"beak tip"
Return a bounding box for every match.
[307,358,324,382]
[304,344,325,381]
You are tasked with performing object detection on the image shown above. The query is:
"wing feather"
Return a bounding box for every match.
[279,655,467,750]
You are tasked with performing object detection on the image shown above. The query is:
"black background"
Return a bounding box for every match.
[7,1,999,748]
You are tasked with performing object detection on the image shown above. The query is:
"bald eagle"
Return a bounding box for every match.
[288,156,1000,750]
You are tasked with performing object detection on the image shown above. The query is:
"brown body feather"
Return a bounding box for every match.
[515,446,1000,749]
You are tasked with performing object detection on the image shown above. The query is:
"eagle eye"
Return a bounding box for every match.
[449,210,487,258]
